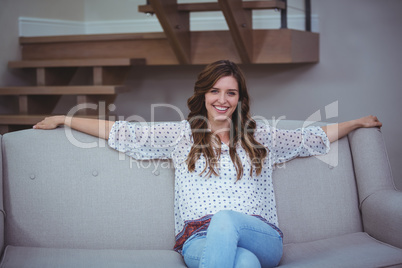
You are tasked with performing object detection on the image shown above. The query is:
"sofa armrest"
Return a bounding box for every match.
[349,128,402,248]
[361,189,402,249]
[348,128,395,206]
[0,135,4,256]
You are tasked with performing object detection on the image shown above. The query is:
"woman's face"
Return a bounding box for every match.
[204,76,240,123]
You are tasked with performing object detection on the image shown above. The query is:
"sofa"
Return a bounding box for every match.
[0,120,401,268]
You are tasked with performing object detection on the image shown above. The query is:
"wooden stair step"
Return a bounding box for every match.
[0,115,50,125]
[18,30,319,64]
[0,115,98,126]
[0,86,126,95]
[9,58,146,68]
[19,33,166,45]
[139,0,286,13]
[242,0,286,10]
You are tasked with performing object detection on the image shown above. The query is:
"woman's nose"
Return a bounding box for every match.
[218,92,226,103]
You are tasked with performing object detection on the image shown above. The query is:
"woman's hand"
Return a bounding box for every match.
[322,115,382,143]
[355,115,382,128]
[33,116,65,130]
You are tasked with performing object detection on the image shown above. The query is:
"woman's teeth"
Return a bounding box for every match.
[214,106,228,111]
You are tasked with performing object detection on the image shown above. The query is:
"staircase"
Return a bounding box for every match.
[0,58,145,134]
[0,0,317,134]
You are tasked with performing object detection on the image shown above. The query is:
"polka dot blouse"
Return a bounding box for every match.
[108,120,330,243]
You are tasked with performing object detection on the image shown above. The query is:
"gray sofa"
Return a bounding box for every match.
[0,120,401,268]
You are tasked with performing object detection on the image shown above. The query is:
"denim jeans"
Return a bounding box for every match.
[182,210,283,268]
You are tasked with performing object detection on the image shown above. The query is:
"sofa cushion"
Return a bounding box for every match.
[0,247,186,268]
[279,232,402,267]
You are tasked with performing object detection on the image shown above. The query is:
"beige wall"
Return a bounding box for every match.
[2,0,85,21]
[84,0,143,21]
[1,0,402,189]
[0,0,85,111]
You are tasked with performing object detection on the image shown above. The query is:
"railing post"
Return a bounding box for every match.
[305,0,311,31]
[280,0,287,29]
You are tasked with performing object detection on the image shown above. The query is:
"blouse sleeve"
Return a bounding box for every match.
[108,120,189,160]
[255,121,331,165]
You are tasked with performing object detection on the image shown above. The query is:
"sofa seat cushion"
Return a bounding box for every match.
[0,247,186,268]
[279,232,402,267]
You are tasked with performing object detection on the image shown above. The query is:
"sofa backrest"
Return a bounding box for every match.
[1,120,363,249]
[271,120,362,244]
[2,128,176,250]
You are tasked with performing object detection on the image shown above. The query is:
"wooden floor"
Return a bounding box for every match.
[0,86,126,95]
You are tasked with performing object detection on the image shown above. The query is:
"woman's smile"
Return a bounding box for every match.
[213,105,229,113]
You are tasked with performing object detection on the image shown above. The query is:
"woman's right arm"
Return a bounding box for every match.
[33,115,115,140]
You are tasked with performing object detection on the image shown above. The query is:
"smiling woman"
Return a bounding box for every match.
[33,59,382,268]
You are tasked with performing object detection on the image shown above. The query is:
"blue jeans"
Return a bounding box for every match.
[182,210,283,268]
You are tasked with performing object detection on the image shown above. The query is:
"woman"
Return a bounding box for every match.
[34,60,382,268]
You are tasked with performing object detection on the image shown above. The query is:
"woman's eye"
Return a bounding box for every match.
[228,92,236,96]
[210,89,218,93]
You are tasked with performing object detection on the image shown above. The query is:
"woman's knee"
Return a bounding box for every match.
[209,210,237,232]
[234,247,261,268]
[212,210,235,222]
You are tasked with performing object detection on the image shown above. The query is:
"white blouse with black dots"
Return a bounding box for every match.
[108,120,330,238]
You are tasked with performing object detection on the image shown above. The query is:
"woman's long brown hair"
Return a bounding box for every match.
[187,60,267,181]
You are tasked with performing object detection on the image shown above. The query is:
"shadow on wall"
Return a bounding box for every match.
[51,63,316,123]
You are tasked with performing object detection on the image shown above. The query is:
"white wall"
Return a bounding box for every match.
[1,0,401,189]
[83,0,305,21]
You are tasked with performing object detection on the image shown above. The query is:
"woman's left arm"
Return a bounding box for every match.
[321,115,382,143]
